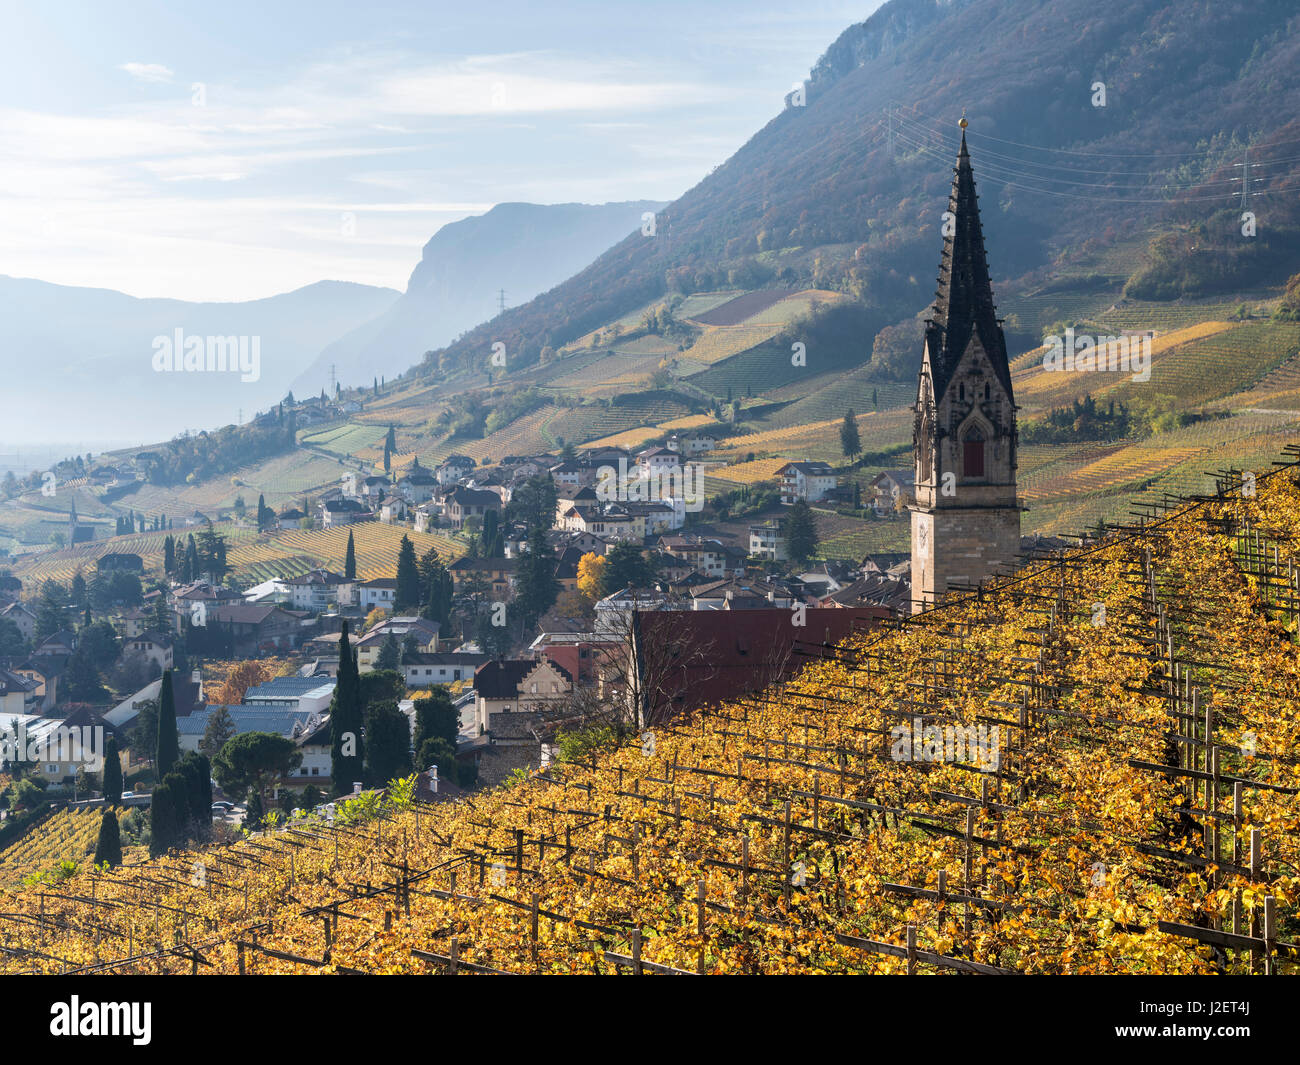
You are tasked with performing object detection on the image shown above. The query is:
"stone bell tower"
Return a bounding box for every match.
[910,119,1020,613]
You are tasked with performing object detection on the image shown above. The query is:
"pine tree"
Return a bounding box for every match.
[344,529,357,580]
[152,592,171,635]
[70,571,87,611]
[375,634,401,672]
[419,549,453,629]
[200,705,236,758]
[101,734,123,802]
[515,524,559,627]
[840,409,861,461]
[785,500,819,564]
[93,810,122,868]
[330,621,365,795]
[156,669,180,776]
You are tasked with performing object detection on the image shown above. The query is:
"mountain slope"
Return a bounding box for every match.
[0,277,399,444]
[417,0,1300,382]
[292,200,666,393]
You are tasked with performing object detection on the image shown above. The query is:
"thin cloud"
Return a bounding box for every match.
[119,62,175,83]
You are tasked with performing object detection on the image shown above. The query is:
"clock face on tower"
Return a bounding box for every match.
[916,516,929,550]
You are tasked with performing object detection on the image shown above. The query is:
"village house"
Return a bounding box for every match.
[242,675,337,714]
[666,431,717,457]
[380,497,409,524]
[548,460,598,489]
[689,579,797,611]
[276,507,307,530]
[778,461,838,504]
[0,669,38,714]
[357,577,398,612]
[748,520,788,561]
[123,631,175,673]
[397,464,438,503]
[868,469,915,516]
[447,556,519,596]
[658,535,742,578]
[115,603,151,637]
[207,603,303,655]
[0,601,36,642]
[402,651,490,688]
[435,455,475,486]
[555,484,600,527]
[177,704,321,760]
[355,616,441,671]
[636,445,681,479]
[320,498,371,528]
[276,569,348,612]
[290,719,334,787]
[470,657,573,735]
[546,529,611,557]
[12,657,65,714]
[445,486,502,530]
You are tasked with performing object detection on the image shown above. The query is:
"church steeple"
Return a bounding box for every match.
[924,122,1012,402]
[909,117,1020,613]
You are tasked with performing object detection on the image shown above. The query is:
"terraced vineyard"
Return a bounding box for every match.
[301,422,392,459]
[677,323,789,366]
[11,525,258,587]
[1010,321,1246,409]
[231,522,463,580]
[7,457,1300,974]
[815,512,908,557]
[707,457,790,485]
[713,411,903,465]
[0,807,124,887]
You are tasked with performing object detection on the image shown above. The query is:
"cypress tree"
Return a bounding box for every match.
[156,670,180,776]
[102,734,123,803]
[149,773,183,856]
[93,810,123,868]
[394,535,420,612]
[345,529,357,580]
[163,535,175,575]
[245,791,265,831]
[330,621,364,795]
[175,751,213,839]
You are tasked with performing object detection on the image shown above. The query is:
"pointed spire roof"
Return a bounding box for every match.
[924,124,1012,401]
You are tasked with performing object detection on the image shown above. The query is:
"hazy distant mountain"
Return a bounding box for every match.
[292,200,666,393]
[0,277,399,445]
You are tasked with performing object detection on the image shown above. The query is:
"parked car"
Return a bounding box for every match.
[211,801,235,814]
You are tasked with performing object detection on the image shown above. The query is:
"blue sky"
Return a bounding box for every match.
[0,0,879,301]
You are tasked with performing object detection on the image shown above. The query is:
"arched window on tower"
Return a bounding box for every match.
[963,427,985,479]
